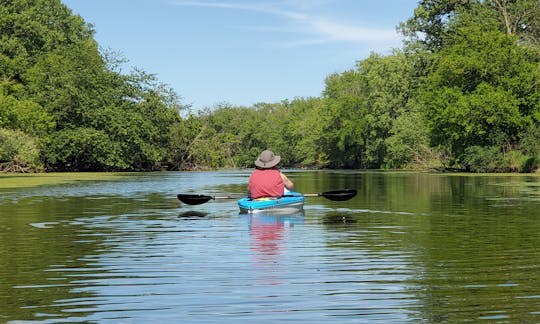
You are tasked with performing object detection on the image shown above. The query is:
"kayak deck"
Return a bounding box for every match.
[238,192,305,214]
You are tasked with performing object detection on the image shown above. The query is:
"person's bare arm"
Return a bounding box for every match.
[280,172,294,190]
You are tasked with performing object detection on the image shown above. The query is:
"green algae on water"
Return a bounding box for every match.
[0,172,129,189]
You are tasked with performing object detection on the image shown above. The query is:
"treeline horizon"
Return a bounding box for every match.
[1,0,539,173]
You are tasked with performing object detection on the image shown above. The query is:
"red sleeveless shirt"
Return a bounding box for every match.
[248,168,284,199]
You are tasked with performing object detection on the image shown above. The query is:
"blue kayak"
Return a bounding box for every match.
[238,192,305,214]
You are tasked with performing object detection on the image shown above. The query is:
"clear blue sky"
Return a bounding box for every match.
[61,0,419,109]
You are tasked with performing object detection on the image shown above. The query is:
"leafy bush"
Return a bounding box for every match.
[520,125,540,157]
[461,146,506,172]
[521,156,539,173]
[463,145,539,173]
[385,111,432,168]
[516,125,540,172]
[504,150,528,173]
[0,128,43,172]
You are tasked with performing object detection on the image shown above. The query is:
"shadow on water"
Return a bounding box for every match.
[321,211,359,224]
[178,210,209,218]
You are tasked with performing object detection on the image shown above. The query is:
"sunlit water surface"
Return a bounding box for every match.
[1,171,540,323]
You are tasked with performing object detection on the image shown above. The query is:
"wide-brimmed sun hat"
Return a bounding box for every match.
[255,150,281,169]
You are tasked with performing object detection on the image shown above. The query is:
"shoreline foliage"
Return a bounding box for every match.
[0,0,538,173]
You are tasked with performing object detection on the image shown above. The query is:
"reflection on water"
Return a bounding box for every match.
[248,213,304,254]
[247,213,304,286]
[1,171,540,323]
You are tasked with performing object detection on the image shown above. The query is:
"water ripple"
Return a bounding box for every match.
[3,172,540,323]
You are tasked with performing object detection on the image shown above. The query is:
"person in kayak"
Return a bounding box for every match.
[248,150,294,199]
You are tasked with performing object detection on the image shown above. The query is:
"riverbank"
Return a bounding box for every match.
[3,170,540,190]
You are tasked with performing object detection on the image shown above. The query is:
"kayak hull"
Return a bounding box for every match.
[237,192,305,214]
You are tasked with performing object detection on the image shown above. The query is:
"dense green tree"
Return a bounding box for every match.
[322,70,367,168]
[178,103,299,169]
[250,102,301,166]
[0,0,185,171]
[483,0,540,42]
[0,0,93,84]
[25,41,183,171]
[400,0,539,50]
[169,112,203,170]
[286,97,328,167]
[23,40,108,128]
[357,52,418,168]
[319,52,428,169]
[422,26,539,165]
[399,0,471,51]
[187,108,240,169]
[40,128,121,171]
[0,90,54,135]
[385,107,434,169]
[400,0,539,171]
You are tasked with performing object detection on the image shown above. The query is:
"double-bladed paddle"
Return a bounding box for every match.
[177,189,357,205]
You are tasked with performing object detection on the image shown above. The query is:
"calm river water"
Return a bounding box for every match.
[1,170,540,323]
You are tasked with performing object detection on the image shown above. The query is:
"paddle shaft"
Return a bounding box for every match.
[177,189,356,205]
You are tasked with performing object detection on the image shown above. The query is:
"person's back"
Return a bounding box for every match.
[249,168,284,199]
[248,150,294,199]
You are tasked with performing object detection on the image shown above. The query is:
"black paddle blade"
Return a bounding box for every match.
[320,189,357,201]
[177,194,214,205]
